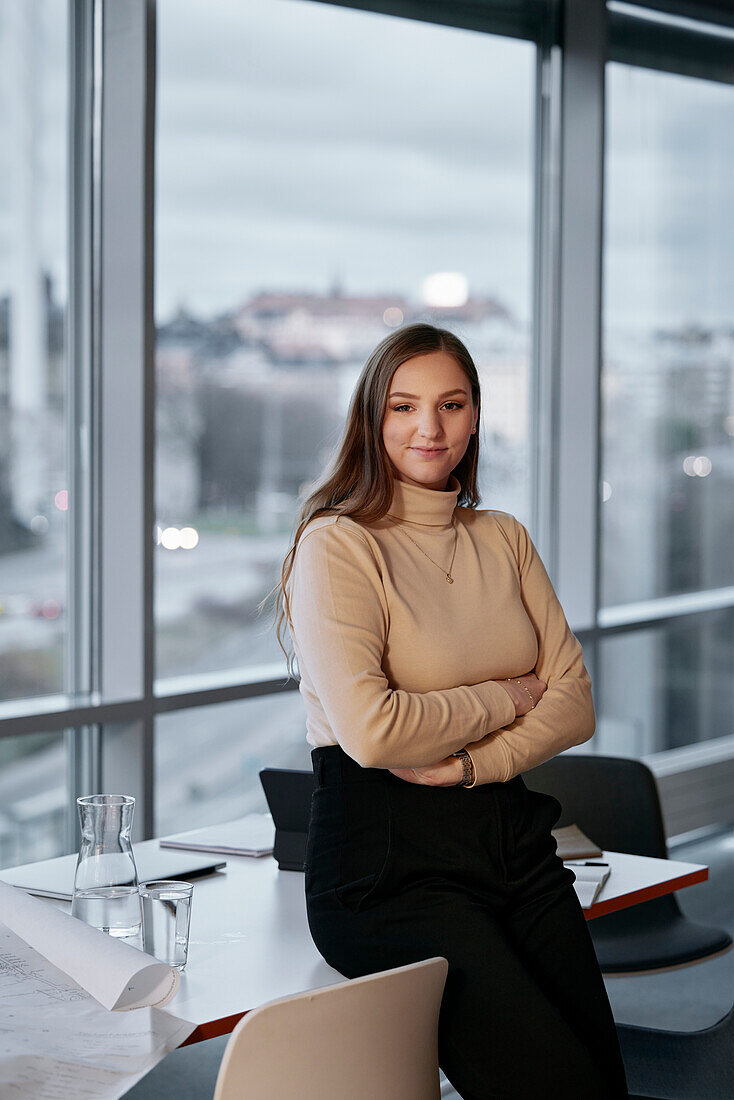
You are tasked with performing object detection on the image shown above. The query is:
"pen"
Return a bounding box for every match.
[566,861,609,867]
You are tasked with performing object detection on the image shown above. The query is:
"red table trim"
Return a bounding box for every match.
[585,866,708,920]
[181,1010,248,1046]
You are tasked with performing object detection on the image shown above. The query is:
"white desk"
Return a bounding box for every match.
[3,839,708,1047]
[151,841,707,1045]
[583,849,707,920]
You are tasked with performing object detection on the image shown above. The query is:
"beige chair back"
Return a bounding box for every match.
[212,956,449,1100]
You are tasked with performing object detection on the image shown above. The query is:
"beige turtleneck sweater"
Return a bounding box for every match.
[286,474,595,787]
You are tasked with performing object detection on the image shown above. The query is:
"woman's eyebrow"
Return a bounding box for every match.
[389,389,468,399]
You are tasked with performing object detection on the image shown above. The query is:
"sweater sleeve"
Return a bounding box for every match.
[288,517,517,770]
[463,515,595,787]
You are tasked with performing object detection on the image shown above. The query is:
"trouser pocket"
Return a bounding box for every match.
[507,776,572,892]
[305,780,394,914]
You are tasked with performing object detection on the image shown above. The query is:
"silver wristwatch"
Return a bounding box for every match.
[452,749,474,787]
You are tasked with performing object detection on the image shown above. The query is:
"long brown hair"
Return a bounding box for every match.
[259,322,483,679]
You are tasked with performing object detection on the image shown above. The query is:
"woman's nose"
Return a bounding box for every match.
[417,411,444,438]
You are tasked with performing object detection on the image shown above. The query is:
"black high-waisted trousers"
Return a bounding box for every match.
[305,744,628,1100]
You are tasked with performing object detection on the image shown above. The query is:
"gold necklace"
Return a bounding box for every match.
[388,515,458,583]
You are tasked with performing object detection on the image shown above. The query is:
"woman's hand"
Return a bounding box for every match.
[388,756,464,787]
[387,676,548,785]
[497,672,547,717]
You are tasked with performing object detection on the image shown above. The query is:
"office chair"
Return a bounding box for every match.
[524,754,732,973]
[212,956,449,1100]
[618,1001,734,1099]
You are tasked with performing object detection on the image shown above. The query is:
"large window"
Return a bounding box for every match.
[0,0,69,704]
[599,54,734,755]
[602,62,734,608]
[155,693,310,835]
[596,607,734,757]
[4,1,734,870]
[0,730,70,866]
[155,0,535,687]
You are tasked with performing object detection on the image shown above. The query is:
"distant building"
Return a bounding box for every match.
[233,288,512,367]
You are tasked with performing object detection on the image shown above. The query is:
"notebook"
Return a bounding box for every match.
[552,823,603,861]
[160,813,275,857]
[568,863,611,908]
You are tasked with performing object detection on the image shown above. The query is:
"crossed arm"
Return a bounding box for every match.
[288,515,595,788]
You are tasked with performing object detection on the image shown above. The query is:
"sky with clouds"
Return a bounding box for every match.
[155,0,734,330]
[0,0,732,331]
[155,0,534,322]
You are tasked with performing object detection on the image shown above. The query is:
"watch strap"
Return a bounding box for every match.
[452,749,474,787]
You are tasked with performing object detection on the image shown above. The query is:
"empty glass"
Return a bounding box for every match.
[71,794,142,944]
[139,880,193,970]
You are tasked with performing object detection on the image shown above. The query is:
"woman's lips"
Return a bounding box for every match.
[411,447,447,456]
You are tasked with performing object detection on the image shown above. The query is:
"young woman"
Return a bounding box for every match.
[272,323,628,1098]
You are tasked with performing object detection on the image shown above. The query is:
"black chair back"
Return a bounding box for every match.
[525,754,668,859]
[525,753,732,973]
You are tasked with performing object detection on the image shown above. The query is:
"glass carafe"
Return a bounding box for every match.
[71,794,143,943]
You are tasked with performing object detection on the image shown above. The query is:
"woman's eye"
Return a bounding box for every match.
[391,403,465,413]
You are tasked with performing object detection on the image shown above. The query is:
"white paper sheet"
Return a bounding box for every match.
[0,879,178,1010]
[0,923,195,1099]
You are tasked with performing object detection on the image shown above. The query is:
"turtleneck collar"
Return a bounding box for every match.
[387,474,461,527]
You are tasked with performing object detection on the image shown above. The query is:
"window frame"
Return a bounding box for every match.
[1,0,733,848]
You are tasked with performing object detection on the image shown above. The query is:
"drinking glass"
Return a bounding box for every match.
[139,880,193,970]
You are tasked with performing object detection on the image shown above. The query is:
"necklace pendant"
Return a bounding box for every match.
[446,574,454,584]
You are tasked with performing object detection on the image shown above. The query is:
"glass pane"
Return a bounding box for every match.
[0,1,69,701]
[0,730,70,868]
[155,690,310,835]
[596,607,734,755]
[601,62,734,608]
[155,0,534,680]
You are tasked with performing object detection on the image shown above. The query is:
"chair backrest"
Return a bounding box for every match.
[524,754,669,859]
[212,956,449,1100]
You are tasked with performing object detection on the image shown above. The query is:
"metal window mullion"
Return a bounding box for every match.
[314,0,548,42]
[617,0,734,33]
[609,8,734,86]
[553,0,606,636]
[142,0,157,835]
[66,0,98,847]
[530,4,562,565]
[97,0,154,838]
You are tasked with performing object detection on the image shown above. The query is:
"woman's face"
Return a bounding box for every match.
[382,350,479,492]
